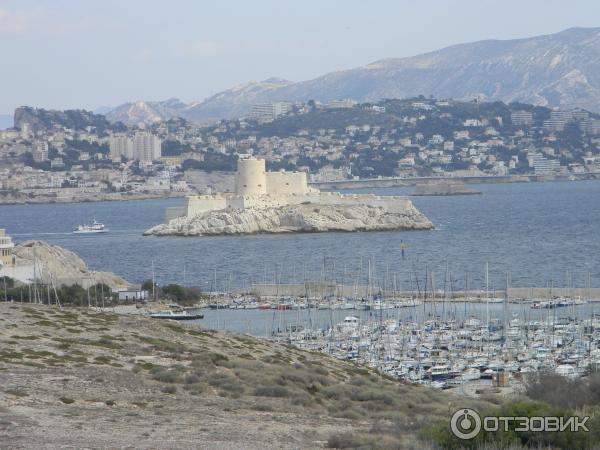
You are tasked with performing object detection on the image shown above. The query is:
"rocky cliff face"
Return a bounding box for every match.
[12,240,130,289]
[144,202,433,236]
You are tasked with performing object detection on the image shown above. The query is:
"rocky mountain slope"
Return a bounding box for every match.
[144,202,434,236]
[105,78,293,125]
[106,27,600,124]
[104,97,189,126]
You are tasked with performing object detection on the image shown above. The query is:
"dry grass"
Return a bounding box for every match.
[0,303,490,448]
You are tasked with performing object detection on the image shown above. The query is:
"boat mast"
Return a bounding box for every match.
[485,262,490,328]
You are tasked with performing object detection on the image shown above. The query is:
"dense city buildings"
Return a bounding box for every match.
[1,97,600,203]
[109,132,161,162]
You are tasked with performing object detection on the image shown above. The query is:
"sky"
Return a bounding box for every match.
[1,0,600,114]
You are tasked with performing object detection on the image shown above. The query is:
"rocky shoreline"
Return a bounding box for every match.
[144,202,434,236]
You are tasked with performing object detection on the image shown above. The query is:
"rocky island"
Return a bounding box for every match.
[145,158,433,236]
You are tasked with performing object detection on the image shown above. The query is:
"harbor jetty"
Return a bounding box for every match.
[412,182,481,196]
[205,282,600,307]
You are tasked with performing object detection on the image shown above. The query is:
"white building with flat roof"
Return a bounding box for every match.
[511,111,533,126]
[109,132,161,162]
[109,133,134,160]
[249,102,292,120]
[0,229,15,267]
[133,132,161,162]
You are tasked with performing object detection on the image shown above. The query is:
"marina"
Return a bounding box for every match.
[194,294,600,392]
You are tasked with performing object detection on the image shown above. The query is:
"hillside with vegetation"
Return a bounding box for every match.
[2,303,599,449]
[152,97,600,179]
[0,303,483,449]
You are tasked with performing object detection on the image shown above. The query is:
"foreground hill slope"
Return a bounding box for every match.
[0,303,486,449]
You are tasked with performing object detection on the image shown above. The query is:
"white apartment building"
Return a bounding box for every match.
[510,111,533,126]
[250,102,292,120]
[527,152,560,174]
[109,132,161,162]
[109,133,133,160]
[581,119,600,135]
[326,99,357,109]
[550,110,574,122]
[543,119,566,133]
[133,132,161,162]
[33,141,49,162]
[0,228,15,267]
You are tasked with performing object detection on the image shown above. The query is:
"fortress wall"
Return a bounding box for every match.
[182,191,415,218]
[235,158,266,196]
[166,207,185,222]
[234,192,415,211]
[229,195,296,210]
[265,171,309,195]
[297,192,413,212]
[185,195,228,216]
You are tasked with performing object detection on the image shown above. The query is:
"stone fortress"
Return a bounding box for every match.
[167,158,418,219]
[152,157,433,236]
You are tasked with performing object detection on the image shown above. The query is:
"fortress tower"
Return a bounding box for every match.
[235,158,267,196]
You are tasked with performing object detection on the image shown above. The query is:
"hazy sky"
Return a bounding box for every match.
[1,0,600,113]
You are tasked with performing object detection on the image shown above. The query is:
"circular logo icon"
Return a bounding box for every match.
[451,408,481,440]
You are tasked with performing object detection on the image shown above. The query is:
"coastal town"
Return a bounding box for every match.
[1,97,600,203]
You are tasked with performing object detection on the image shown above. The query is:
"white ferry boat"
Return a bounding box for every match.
[73,219,108,234]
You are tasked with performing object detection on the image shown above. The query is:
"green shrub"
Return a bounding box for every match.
[254,385,290,398]
[161,385,177,394]
[420,401,600,450]
[151,369,181,384]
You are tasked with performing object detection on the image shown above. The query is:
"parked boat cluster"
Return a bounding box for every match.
[265,299,600,390]
[207,296,423,310]
[204,295,588,311]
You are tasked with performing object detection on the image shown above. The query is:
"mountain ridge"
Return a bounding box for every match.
[106,27,600,124]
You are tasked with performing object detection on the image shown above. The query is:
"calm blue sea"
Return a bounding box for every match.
[1,180,599,292]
